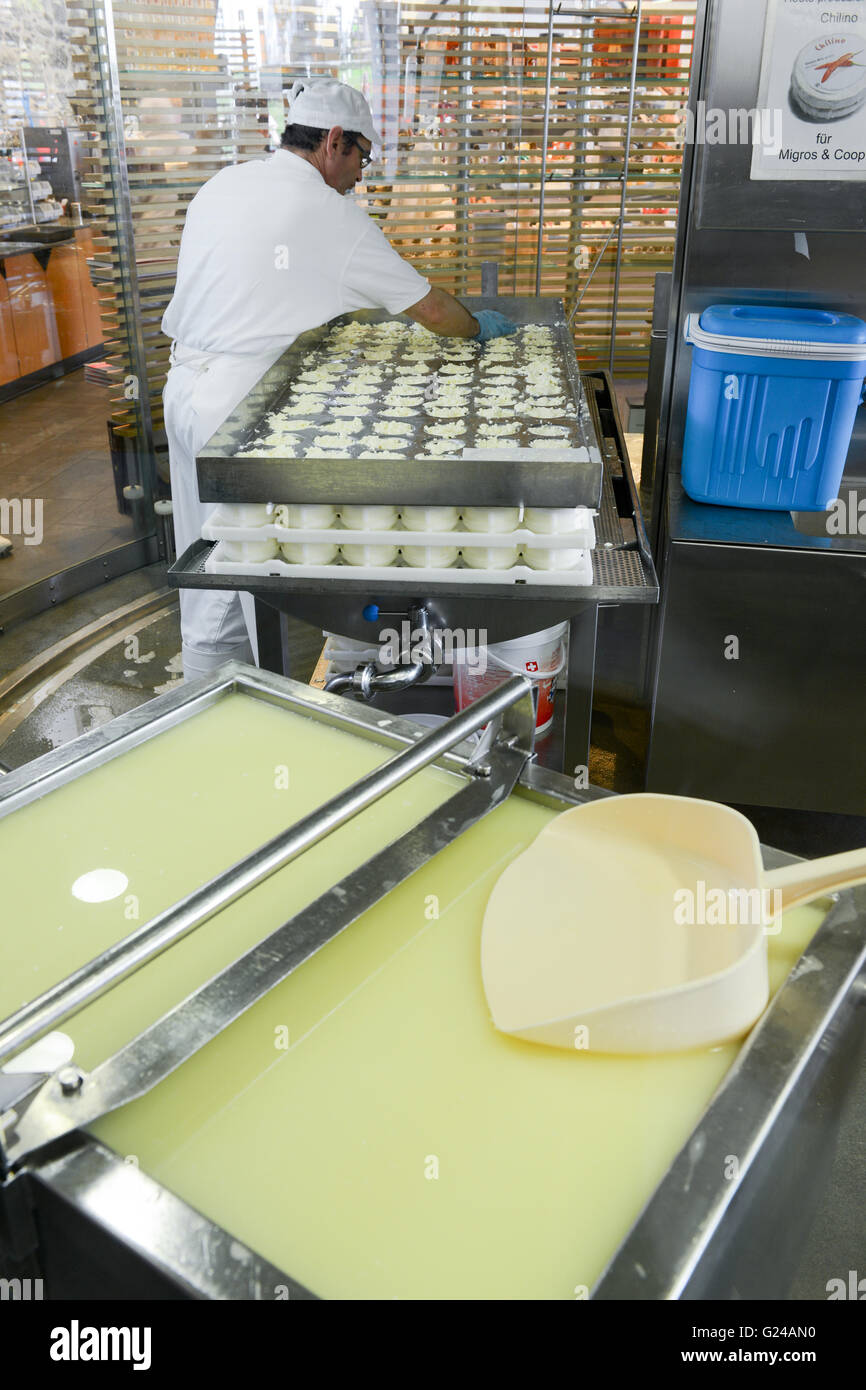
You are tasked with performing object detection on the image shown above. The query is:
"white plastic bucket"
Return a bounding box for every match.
[453,622,568,737]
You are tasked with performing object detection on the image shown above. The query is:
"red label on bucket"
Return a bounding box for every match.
[453,628,565,737]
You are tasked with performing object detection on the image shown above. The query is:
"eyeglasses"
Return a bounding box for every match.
[346,135,373,169]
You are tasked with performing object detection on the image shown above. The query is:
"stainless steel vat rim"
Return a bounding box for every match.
[11,836,866,1300]
[0,656,591,828]
[0,676,535,1073]
[0,661,500,817]
[5,663,861,1298]
[27,1137,319,1301]
[2,744,529,1171]
[593,879,866,1299]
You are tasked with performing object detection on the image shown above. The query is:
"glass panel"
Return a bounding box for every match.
[1,1,141,610]
[66,0,266,545]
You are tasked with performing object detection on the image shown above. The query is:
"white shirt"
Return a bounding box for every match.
[162,149,430,359]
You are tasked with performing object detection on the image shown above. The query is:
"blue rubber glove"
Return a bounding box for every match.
[473,309,518,342]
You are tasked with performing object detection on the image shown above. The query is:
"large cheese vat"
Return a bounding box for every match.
[0,666,863,1299]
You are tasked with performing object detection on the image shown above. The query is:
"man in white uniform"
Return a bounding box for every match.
[163,78,515,680]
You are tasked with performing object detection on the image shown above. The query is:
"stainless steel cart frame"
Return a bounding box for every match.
[169,299,658,780]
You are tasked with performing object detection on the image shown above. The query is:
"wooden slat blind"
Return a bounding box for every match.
[254,1,696,374]
[356,2,696,374]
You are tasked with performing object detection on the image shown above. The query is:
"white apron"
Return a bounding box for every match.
[163,341,283,680]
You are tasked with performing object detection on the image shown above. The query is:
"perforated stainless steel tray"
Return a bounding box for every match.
[195,298,603,509]
[175,371,657,605]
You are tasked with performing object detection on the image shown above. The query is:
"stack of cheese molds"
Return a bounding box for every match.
[202,501,596,586]
[200,317,600,585]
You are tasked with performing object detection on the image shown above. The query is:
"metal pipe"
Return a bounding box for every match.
[364,664,429,693]
[535,0,558,296]
[609,0,643,375]
[0,676,532,1069]
[324,660,430,698]
[325,603,437,700]
[554,6,634,17]
[481,261,499,296]
[19,128,37,225]
[568,220,619,324]
[97,0,158,536]
[323,671,355,695]
[545,173,625,186]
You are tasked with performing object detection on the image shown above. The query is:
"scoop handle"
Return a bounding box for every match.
[763,847,866,913]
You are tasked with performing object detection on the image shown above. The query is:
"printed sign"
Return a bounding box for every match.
[751,0,866,180]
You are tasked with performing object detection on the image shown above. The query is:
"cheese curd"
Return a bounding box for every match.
[371,420,414,436]
[342,382,380,396]
[312,435,355,450]
[319,417,364,434]
[361,435,408,450]
[419,440,464,456]
[252,321,576,480]
[524,382,561,398]
[425,421,466,437]
[389,381,428,396]
[262,420,315,434]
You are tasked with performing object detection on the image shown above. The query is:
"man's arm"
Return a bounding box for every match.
[404,287,479,339]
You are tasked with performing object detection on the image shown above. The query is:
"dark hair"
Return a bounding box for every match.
[280,122,362,154]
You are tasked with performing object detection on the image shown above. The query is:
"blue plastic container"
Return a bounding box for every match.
[682,305,866,511]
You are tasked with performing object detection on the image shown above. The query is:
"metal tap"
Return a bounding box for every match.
[324,603,438,700]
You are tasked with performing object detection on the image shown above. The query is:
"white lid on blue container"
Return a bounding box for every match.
[684,305,866,362]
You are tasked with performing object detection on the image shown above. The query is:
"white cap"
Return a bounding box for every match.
[286,79,380,146]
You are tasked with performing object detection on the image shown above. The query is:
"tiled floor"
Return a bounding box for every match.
[0,370,135,597]
[0,562,323,772]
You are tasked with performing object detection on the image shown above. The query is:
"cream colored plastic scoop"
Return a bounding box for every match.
[481,794,866,1054]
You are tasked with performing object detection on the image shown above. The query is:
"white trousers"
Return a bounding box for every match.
[163,344,279,680]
